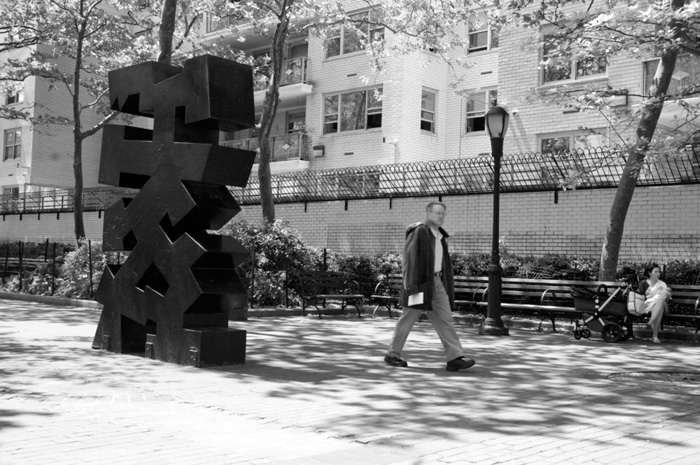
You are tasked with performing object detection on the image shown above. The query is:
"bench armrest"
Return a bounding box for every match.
[474,286,488,302]
[344,280,361,295]
[373,280,389,296]
[540,288,560,304]
[301,279,320,299]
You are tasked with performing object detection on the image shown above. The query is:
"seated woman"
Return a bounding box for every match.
[631,264,670,344]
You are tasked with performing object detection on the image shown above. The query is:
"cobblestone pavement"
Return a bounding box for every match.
[1,299,700,465]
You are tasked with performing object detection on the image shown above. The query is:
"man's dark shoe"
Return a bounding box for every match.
[446,356,476,372]
[384,355,408,367]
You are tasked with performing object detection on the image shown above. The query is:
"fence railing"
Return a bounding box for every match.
[230,146,700,204]
[2,146,699,213]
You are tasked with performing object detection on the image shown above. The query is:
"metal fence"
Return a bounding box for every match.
[2,147,699,214]
[230,146,700,204]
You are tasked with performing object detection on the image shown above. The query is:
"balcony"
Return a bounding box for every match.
[253,57,312,108]
[221,132,310,174]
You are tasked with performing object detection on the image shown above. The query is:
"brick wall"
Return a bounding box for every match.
[0,210,105,244]
[232,184,700,262]
[1,184,699,262]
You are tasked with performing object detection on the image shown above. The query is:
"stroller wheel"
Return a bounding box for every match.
[602,323,622,343]
[573,329,581,340]
[582,328,591,339]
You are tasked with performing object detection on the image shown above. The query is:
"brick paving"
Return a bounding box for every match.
[1,298,700,465]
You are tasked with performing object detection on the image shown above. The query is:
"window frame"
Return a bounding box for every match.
[465,89,498,133]
[287,112,306,134]
[325,10,385,59]
[468,10,499,53]
[541,32,607,84]
[643,54,700,97]
[323,86,383,135]
[420,89,437,133]
[538,130,609,155]
[2,186,19,198]
[5,90,24,105]
[3,128,22,162]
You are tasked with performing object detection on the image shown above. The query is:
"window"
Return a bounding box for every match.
[466,89,498,133]
[326,10,384,58]
[5,90,24,105]
[542,34,607,83]
[539,131,607,154]
[643,54,700,96]
[287,112,305,133]
[323,87,383,134]
[468,11,498,52]
[3,129,21,161]
[420,89,436,133]
[2,186,20,212]
[3,186,19,198]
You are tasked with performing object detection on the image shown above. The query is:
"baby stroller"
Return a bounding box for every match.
[571,283,635,343]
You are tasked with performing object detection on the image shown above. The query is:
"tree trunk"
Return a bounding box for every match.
[73,135,86,240]
[257,1,293,223]
[73,6,87,242]
[598,24,681,278]
[157,0,177,64]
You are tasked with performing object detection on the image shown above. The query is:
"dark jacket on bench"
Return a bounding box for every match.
[401,222,455,311]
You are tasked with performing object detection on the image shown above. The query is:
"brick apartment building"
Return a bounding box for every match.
[3,3,695,195]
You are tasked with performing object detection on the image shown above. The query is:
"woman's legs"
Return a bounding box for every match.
[646,300,666,341]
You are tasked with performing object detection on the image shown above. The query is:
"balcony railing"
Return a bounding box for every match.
[0,187,137,214]
[221,132,309,163]
[3,146,699,214]
[253,57,308,91]
[205,14,236,34]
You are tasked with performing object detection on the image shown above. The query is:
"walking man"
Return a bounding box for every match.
[384,201,476,371]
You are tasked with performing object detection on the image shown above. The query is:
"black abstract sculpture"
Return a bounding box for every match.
[92,55,256,367]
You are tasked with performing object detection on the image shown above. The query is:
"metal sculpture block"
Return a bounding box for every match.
[92,55,256,367]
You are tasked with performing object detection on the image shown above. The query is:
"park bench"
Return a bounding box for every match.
[369,273,402,318]
[453,276,626,331]
[296,271,364,318]
[369,274,700,341]
[454,276,700,339]
[661,284,700,342]
[369,275,609,328]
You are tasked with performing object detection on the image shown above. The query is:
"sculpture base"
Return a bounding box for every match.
[94,324,246,367]
[478,318,510,336]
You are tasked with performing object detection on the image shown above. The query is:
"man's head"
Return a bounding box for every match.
[425,201,447,229]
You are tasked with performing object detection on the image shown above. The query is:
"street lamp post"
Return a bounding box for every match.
[479,105,510,336]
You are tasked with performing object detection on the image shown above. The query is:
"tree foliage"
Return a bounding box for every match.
[0,1,161,240]
[0,0,241,241]
[498,0,700,278]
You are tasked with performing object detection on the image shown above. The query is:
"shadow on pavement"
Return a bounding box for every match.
[1,301,699,449]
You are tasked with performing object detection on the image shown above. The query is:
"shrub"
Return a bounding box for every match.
[53,240,105,299]
[662,259,700,285]
[219,219,319,306]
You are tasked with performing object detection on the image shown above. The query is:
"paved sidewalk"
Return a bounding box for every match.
[1,299,700,465]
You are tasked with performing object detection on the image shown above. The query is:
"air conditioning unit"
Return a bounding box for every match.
[312,145,325,157]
